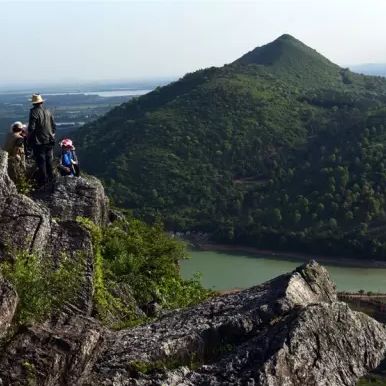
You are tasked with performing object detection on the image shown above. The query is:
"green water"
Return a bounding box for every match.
[180,250,386,292]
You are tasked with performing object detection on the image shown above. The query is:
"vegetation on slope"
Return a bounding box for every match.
[0,252,82,325]
[358,375,386,386]
[74,34,386,260]
[79,215,211,328]
[1,215,211,328]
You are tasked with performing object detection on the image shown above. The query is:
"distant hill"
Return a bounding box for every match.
[350,63,386,77]
[74,34,386,260]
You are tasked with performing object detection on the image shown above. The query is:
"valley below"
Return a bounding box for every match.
[0,80,165,141]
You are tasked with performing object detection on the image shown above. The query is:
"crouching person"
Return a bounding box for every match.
[2,121,27,184]
[58,138,80,177]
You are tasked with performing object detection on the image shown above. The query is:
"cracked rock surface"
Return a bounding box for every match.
[85,262,386,386]
[0,150,385,385]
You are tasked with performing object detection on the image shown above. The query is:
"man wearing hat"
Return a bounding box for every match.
[28,94,56,186]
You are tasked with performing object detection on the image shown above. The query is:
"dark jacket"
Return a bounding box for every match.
[28,105,56,146]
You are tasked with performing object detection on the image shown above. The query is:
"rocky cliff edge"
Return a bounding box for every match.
[0,150,384,386]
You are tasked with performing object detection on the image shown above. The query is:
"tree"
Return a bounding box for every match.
[271,208,282,225]
[328,218,338,228]
[293,211,302,224]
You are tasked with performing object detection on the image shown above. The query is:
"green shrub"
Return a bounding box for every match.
[157,273,212,309]
[101,217,212,309]
[357,376,386,385]
[15,174,35,195]
[0,252,82,325]
[76,217,135,327]
[77,215,212,328]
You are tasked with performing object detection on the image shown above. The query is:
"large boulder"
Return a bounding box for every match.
[0,314,104,386]
[85,261,386,386]
[0,151,109,261]
[34,175,109,226]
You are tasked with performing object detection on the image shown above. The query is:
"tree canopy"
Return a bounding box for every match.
[74,35,386,260]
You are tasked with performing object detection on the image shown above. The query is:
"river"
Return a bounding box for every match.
[43,89,152,97]
[180,249,386,292]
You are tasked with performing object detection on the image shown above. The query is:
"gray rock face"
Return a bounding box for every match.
[0,151,17,197]
[34,175,109,226]
[0,275,18,337]
[85,262,386,386]
[0,150,385,386]
[0,314,104,386]
[0,150,109,314]
[0,151,109,261]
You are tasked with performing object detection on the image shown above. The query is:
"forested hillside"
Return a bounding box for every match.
[74,34,386,260]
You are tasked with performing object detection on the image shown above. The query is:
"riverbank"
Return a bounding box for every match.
[193,243,386,268]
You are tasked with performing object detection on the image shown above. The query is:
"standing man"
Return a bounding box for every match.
[28,94,56,186]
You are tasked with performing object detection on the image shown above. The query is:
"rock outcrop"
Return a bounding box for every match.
[0,151,109,260]
[0,150,109,315]
[85,262,386,386]
[34,174,109,226]
[0,150,385,385]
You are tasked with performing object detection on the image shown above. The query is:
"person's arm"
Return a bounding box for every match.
[58,163,71,175]
[28,109,37,134]
[50,112,56,134]
[27,109,38,146]
[71,150,78,164]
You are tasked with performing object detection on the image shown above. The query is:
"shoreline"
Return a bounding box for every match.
[191,243,386,269]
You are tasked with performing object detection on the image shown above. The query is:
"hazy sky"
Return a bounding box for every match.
[0,0,385,84]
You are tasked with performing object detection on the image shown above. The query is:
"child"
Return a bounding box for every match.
[58,138,80,177]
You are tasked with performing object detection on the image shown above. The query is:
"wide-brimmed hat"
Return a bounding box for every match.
[30,94,45,104]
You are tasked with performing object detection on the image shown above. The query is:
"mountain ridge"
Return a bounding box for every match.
[74,35,386,260]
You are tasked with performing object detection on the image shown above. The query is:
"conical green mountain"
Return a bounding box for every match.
[236,34,333,66]
[234,34,340,86]
[74,35,386,260]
